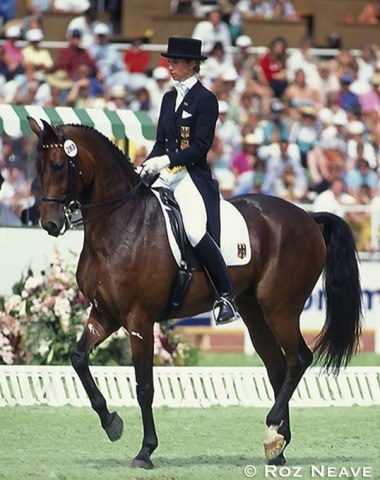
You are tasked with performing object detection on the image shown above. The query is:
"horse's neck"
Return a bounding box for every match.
[81,138,137,202]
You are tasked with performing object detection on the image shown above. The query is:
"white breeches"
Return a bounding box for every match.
[153,168,207,246]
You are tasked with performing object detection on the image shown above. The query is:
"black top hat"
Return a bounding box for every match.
[161,37,207,61]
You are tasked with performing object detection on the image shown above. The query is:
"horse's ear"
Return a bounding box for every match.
[28,117,42,137]
[41,119,60,140]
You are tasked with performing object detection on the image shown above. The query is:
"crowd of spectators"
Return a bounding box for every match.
[0,1,380,251]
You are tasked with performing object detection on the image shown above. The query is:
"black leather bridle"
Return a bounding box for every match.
[40,127,146,233]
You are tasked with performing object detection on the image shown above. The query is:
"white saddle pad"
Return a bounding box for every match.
[152,190,252,267]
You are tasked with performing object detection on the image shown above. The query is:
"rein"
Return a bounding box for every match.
[40,128,146,233]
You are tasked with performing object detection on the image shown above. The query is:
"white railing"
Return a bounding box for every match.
[0,366,379,408]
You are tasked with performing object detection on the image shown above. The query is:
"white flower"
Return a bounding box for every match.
[24,276,43,292]
[54,297,71,320]
[4,295,22,314]
[38,340,50,357]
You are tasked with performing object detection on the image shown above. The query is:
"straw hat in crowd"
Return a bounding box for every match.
[46,70,73,90]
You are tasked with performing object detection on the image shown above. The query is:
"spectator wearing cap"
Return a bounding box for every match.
[338,72,361,112]
[231,131,263,178]
[22,28,54,75]
[88,22,127,87]
[191,7,232,57]
[106,84,128,110]
[0,26,24,81]
[56,28,98,79]
[288,104,320,168]
[233,34,254,74]
[262,99,290,144]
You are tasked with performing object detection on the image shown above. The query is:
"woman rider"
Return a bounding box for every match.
[143,36,241,325]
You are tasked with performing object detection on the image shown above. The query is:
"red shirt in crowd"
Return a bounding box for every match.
[56,46,98,79]
[123,47,150,73]
[258,52,286,82]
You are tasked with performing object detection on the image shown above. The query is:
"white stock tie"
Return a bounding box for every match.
[175,83,188,111]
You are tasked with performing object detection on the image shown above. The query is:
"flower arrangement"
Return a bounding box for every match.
[0,248,198,366]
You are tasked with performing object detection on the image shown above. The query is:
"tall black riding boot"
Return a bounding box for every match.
[193,233,242,325]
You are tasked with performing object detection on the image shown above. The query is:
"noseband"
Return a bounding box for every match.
[40,127,145,233]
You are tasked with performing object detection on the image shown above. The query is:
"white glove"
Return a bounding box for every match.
[143,155,170,175]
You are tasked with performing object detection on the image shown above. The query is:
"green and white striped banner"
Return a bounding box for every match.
[0,105,155,146]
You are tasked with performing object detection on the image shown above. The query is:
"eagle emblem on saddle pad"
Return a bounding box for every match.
[237,243,247,259]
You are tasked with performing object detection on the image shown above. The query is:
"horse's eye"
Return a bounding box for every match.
[52,162,65,173]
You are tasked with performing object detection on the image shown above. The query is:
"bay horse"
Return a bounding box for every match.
[28,118,362,469]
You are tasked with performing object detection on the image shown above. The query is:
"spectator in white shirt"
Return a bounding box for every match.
[192,7,232,57]
[260,138,308,200]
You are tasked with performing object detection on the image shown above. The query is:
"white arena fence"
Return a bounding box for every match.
[0,366,379,409]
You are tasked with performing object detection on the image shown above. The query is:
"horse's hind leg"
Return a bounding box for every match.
[240,298,290,465]
[240,298,312,465]
[71,308,123,442]
[263,312,313,464]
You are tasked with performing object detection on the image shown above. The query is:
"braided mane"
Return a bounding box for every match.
[63,123,136,171]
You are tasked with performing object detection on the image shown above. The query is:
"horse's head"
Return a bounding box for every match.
[28,117,83,237]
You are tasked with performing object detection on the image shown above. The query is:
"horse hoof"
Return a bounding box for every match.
[104,412,123,442]
[267,453,286,466]
[131,457,154,469]
[264,424,286,461]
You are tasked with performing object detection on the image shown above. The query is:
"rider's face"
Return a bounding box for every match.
[167,58,195,82]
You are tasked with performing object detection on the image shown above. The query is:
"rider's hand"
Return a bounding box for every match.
[143,155,170,175]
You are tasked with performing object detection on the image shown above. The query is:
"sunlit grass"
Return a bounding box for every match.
[1,405,379,480]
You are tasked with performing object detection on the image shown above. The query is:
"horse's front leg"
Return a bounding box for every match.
[128,318,158,470]
[71,308,123,442]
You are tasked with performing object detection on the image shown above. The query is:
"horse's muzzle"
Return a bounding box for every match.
[43,221,61,237]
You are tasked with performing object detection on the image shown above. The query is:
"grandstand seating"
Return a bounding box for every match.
[5,0,376,49]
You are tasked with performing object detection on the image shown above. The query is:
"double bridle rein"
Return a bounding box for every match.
[40,128,145,233]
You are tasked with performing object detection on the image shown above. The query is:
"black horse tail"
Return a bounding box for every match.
[310,212,363,373]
